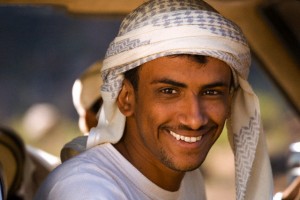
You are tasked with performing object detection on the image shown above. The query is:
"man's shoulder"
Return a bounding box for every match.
[34,143,125,199]
[57,143,117,174]
[38,143,118,188]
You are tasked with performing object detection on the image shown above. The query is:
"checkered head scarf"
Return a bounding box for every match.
[87,0,273,199]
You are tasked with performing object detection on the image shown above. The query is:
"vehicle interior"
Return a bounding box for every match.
[0,0,299,199]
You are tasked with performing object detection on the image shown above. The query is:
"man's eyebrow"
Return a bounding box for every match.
[151,79,231,89]
[202,81,231,89]
[150,78,187,88]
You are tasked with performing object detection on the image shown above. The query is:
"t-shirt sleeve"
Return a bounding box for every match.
[37,172,127,200]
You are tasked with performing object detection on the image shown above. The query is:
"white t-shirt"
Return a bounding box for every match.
[34,143,206,200]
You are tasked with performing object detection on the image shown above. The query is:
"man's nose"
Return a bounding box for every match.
[177,95,208,130]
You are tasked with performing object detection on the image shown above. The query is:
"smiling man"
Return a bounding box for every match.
[114,55,233,193]
[35,0,273,199]
[117,55,232,174]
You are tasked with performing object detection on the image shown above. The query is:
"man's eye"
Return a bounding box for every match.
[160,88,178,94]
[203,90,219,95]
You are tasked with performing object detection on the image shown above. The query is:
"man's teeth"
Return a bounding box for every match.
[170,131,202,143]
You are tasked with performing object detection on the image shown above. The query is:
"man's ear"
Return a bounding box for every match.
[117,79,135,116]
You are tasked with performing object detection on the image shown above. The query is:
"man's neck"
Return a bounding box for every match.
[113,137,185,191]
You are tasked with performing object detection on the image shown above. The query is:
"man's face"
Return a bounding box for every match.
[125,56,232,172]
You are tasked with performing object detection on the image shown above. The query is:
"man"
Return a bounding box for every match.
[60,61,103,162]
[35,0,273,199]
[72,61,103,136]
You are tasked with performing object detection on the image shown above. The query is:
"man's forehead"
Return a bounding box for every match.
[140,55,229,69]
[139,56,232,84]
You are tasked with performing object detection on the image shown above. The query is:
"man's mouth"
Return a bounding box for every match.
[169,130,202,143]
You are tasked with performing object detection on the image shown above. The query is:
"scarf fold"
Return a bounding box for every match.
[86,1,273,199]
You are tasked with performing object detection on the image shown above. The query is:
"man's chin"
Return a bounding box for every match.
[164,160,203,172]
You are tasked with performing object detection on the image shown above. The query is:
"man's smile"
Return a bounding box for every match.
[169,130,202,143]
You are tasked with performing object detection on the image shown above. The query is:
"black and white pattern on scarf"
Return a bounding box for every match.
[105,1,247,58]
[101,0,250,98]
[234,110,260,199]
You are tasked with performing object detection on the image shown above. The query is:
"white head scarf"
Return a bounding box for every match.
[87,0,273,199]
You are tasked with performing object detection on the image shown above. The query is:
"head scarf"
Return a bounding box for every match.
[87,0,273,199]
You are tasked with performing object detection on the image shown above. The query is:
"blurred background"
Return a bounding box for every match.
[0,6,122,156]
[0,1,299,199]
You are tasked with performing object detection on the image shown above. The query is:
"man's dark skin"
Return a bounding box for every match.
[114,55,233,191]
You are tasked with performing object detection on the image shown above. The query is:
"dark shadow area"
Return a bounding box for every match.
[0,5,122,123]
